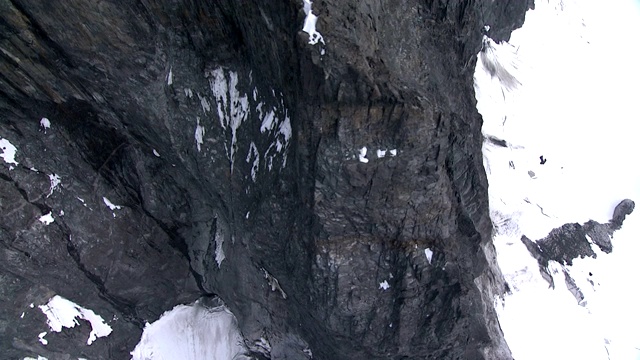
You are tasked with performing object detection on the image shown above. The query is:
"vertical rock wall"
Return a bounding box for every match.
[0,0,531,359]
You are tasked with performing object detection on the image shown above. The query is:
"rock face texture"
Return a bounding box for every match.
[0,0,531,359]
[521,199,635,302]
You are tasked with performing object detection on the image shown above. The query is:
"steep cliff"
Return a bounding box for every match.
[0,0,531,358]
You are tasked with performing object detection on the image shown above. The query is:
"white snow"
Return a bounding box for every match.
[153,149,160,157]
[102,197,122,211]
[376,149,386,158]
[167,67,173,85]
[47,174,61,197]
[39,295,112,345]
[246,142,260,182]
[207,68,248,172]
[0,137,18,167]
[260,110,277,133]
[389,149,397,157]
[424,248,433,264]
[476,0,640,359]
[214,226,225,268]
[302,0,325,46]
[40,118,51,133]
[379,280,390,290]
[195,117,205,152]
[23,357,47,360]
[358,147,369,163]
[130,300,247,360]
[38,331,48,345]
[198,94,211,113]
[184,88,193,98]
[39,212,54,225]
[20,311,24,318]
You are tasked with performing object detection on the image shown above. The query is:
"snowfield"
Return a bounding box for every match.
[475,0,640,359]
[130,299,247,360]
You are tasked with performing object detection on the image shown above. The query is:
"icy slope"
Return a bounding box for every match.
[130,299,248,360]
[475,0,640,359]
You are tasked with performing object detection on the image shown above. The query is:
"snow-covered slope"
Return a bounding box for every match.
[130,299,248,360]
[475,0,640,359]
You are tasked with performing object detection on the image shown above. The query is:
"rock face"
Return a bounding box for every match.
[0,0,531,359]
[521,199,635,302]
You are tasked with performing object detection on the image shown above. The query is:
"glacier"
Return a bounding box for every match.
[475,0,640,359]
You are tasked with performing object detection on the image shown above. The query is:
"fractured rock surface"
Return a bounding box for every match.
[0,0,532,359]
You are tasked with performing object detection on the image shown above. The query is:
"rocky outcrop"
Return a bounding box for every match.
[0,0,531,359]
[521,199,635,300]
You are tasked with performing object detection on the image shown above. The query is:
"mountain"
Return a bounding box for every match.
[0,1,536,359]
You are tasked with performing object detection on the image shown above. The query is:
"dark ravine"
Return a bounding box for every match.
[0,1,533,359]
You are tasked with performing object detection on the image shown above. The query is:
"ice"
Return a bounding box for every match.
[39,212,54,225]
[39,295,112,345]
[0,137,18,166]
[130,300,247,360]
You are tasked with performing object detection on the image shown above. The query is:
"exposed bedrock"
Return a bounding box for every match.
[0,0,532,359]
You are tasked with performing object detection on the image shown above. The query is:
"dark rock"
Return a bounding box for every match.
[521,199,634,297]
[0,0,532,359]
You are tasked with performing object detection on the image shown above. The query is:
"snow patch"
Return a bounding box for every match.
[358,147,369,163]
[262,268,287,299]
[246,142,260,182]
[39,212,54,225]
[130,300,247,360]
[199,94,211,113]
[379,280,390,290]
[376,149,386,158]
[0,137,18,167]
[184,88,193,98]
[260,110,277,133]
[153,149,160,157]
[214,226,225,268]
[195,117,205,152]
[102,197,122,215]
[302,0,325,46]
[47,174,61,197]
[40,118,51,133]
[207,68,248,172]
[38,331,48,345]
[39,295,112,345]
[167,67,173,86]
[424,248,433,264]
